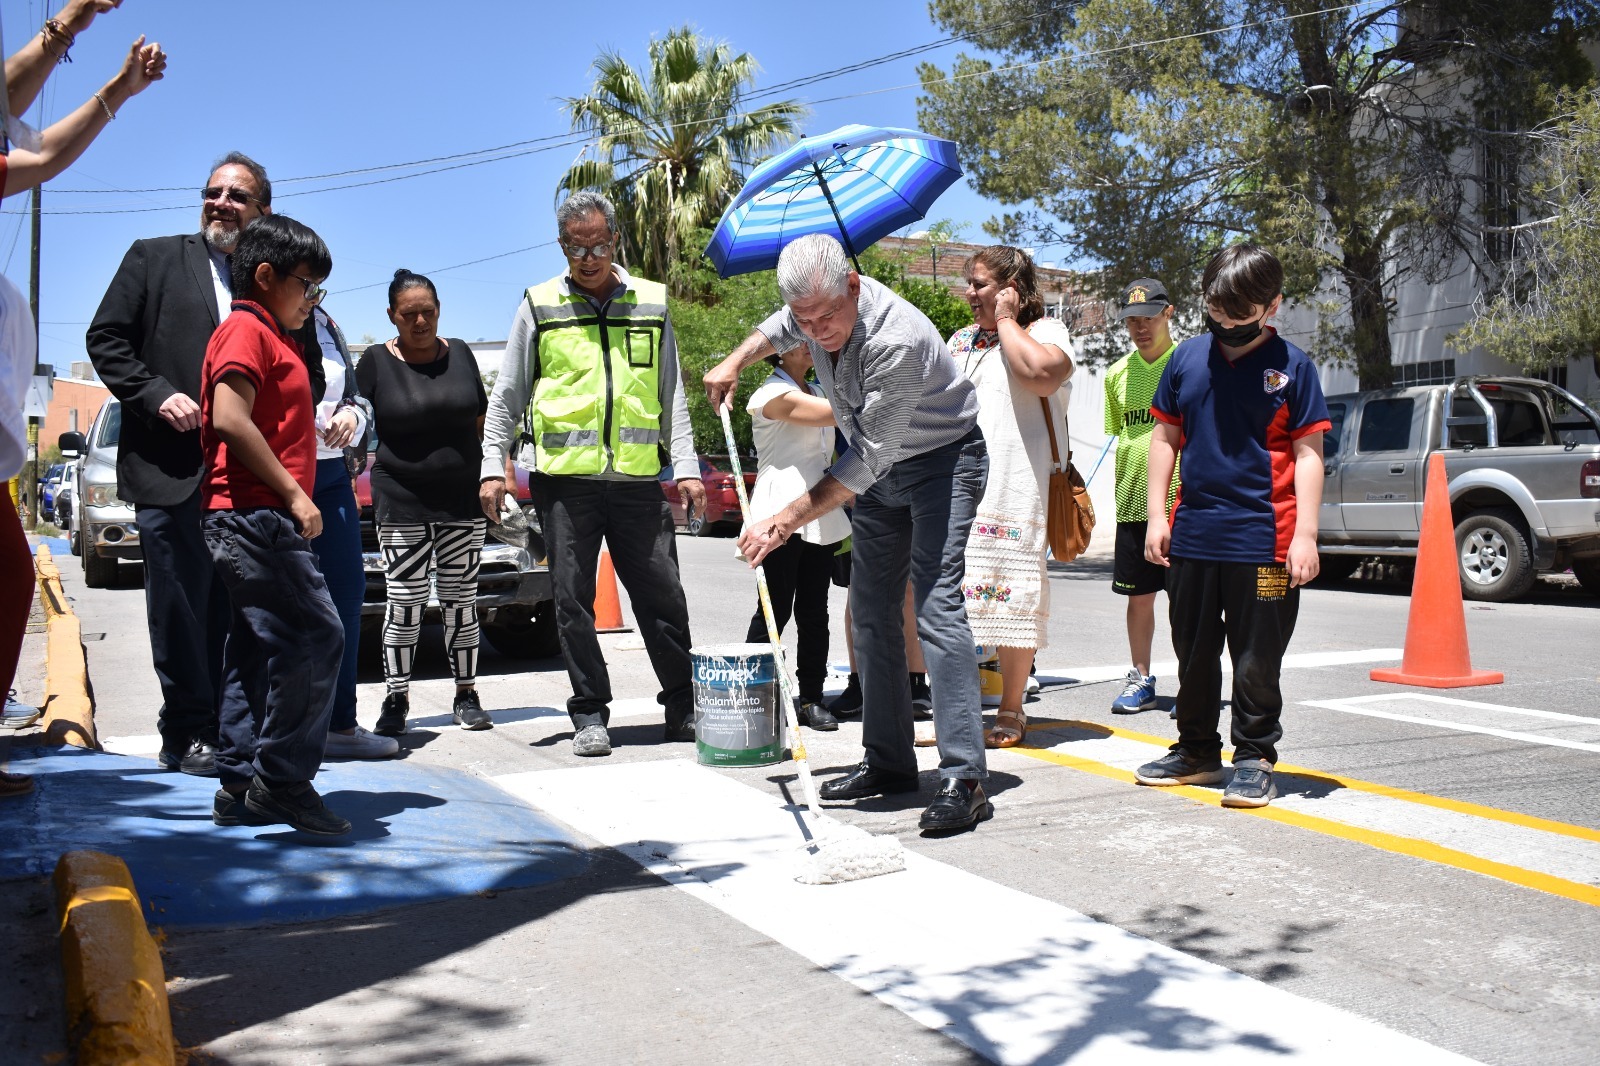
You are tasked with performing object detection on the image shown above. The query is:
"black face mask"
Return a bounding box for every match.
[1205,313,1265,347]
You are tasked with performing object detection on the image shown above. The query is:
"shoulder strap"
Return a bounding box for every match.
[1041,396,1072,471]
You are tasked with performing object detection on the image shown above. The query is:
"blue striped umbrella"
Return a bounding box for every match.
[705,123,963,278]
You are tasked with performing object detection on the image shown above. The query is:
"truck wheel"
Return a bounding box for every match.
[1572,557,1600,598]
[484,602,561,659]
[1455,508,1535,602]
[82,546,118,589]
[1313,554,1362,584]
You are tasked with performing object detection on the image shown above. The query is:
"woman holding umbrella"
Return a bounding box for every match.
[949,246,1074,748]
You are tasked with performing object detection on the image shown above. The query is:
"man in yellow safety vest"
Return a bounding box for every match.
[479,192,704,757]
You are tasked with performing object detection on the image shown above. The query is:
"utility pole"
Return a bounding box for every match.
[21,186,43,529]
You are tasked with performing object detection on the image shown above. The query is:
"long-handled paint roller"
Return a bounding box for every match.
[718,402,906,885]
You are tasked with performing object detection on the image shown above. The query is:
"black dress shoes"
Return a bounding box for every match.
[796,699,839,731]
[918,779,993,832]
[663,717,696,743]
[158,737,219,777]
[818,760,920,801]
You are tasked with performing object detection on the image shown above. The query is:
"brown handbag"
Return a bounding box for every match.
[1041,396,1095,562]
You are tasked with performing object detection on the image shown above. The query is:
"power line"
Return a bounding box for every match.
[20,0,1375,215]
[326,241,560,297]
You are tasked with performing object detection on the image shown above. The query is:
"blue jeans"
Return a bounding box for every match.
[310,459,365,732]
[851,428,988,780]
[204,508,343,788]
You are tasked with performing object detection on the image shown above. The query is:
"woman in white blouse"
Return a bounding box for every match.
[743,345,852,730]
[949,246,1075,748]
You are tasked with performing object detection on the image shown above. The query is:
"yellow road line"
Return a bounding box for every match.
[1029,716,1600,843]
[1018,721,1600,909]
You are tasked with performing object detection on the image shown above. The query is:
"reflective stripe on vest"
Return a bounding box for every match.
[524,275,669,476]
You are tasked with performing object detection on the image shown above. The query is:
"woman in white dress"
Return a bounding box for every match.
[743,346,852,730]
[949,246,1075,748]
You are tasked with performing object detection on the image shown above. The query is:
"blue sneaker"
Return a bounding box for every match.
[1111,668,1157,714]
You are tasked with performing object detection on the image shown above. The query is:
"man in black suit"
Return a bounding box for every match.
[87,152,272,776]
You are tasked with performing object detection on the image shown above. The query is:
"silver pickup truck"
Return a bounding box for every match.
[1318,376,1600,601]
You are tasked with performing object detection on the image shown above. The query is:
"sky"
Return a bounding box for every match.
[1,0,1018,373]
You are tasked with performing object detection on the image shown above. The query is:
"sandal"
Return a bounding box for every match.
[985,708,1027,749]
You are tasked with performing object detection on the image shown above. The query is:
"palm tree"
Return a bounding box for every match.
[557,27,803,291]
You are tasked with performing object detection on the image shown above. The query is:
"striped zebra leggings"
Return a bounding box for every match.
[378,519,485,694]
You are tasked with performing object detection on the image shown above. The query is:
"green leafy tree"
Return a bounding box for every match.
[669,230,975,454]
[1456,87,1600,384]
[558,27,804,292]
[918,1,1597,388]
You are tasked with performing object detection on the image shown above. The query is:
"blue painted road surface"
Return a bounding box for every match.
[28,536,71,557]
[0,746,588,928]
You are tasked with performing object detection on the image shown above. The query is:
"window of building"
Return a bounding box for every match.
[1524,364,1568,390]
[1394,359,1456,387]
[1481,107,1521,264]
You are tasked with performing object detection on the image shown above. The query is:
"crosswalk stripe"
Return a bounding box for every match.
[494,758,1482,1065]
[1016,720,1600,908]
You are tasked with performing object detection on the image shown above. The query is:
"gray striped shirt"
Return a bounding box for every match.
[757,276,978,495]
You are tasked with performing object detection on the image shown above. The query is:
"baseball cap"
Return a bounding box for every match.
[1117,278,1171,320]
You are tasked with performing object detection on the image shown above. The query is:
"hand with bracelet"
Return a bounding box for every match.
[2,0,167,199]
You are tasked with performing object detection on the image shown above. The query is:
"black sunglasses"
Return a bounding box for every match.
[201,186,266,208]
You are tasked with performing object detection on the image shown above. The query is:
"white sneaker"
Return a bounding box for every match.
[2,693,40,730]
[1025,673,1041,696]
[325,726,399,760]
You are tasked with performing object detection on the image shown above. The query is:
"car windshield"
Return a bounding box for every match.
[95,403,122,448]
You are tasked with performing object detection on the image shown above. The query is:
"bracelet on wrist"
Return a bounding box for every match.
[41,19,75,63]
[92,92,117,121]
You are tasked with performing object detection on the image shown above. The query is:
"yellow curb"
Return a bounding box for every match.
[52,850,175,1065]
[34,545,98,750]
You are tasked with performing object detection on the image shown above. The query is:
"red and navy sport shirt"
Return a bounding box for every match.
[1151,330,1331,564]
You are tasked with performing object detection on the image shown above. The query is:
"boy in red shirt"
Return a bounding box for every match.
[200,214,348,835]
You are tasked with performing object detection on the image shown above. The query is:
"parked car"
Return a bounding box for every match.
[58,401,140,588]
[353,457,558,659]
[660,455,757,536]
[37,463,65,517]
[1317,376,1600,601]
[54,460,78,537]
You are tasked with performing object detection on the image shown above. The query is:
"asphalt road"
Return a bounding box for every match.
[49,533,1600,1065]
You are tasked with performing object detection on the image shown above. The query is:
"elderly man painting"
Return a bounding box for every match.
[705,234,992,833]
[479,191,704,757]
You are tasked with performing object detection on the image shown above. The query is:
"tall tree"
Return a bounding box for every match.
[918,1,1597,384]
[558,27,803,292]
[1456,87,1600,376]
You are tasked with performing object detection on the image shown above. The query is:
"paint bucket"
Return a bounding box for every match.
[977,645,1003,708]
[690,643,781,767]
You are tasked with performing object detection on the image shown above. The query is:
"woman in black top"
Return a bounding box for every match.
[356,270,490,735]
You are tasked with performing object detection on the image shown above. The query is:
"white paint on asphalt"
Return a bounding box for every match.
[496,759,1481,1065]
[1302,694,1600,754]
[1026,726,1600,889]
[1034,647,1403,686]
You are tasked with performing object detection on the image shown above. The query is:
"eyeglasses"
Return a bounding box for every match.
[562,241,614,261]
[284,272,327,304]
[201,186,266,208]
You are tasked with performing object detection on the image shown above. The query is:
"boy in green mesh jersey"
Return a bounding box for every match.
[1103,279,1179,714]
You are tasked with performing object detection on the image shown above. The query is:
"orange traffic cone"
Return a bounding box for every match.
[1371,453,1503,688]
[593,548,632,634]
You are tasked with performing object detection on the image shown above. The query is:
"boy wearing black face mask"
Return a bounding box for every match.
[1133,244,1331,808]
